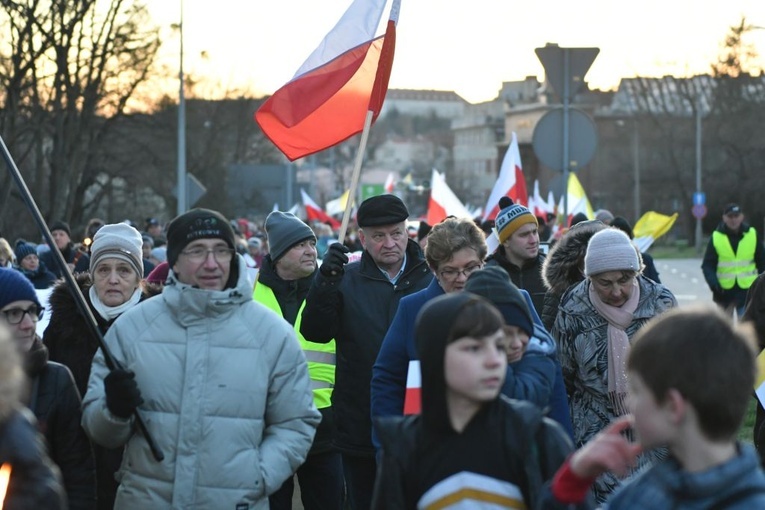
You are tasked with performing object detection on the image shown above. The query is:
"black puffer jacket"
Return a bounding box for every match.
[486,248,546,317]
[372,397,584,510]
[25,338,96,509]
[300,240,432,456]
[540,221,607,331]
[42,273,153,510]
[0,409,66,510]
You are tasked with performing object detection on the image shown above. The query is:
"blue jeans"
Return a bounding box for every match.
[269,451,344,510]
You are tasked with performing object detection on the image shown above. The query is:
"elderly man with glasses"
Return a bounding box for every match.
[81,208,320,510]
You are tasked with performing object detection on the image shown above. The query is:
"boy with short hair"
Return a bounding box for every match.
[372,292,577,509]
[548,305,765,508]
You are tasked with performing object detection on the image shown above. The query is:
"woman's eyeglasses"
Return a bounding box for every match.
[1,305,44,325]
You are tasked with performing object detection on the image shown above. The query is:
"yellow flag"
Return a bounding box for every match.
[755,350,765,407]
[633,211,678,252]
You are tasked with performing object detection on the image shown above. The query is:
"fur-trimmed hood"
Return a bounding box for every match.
[0,328,24,422]
[542,221,607,296]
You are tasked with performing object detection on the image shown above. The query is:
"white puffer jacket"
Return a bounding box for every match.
[82,256,320,509]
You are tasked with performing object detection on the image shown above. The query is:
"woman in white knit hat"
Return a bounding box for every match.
[42,222,152,510]
[550,227,677,505]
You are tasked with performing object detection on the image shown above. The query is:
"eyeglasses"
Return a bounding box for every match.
[2,306,44,325]
[439,263,482,281]
[180,246,235,263]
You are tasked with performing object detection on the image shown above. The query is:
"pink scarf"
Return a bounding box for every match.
[588,278,640,416]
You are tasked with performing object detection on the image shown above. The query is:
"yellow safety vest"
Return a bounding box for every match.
[713,229,758,290]
[253,281,336,409]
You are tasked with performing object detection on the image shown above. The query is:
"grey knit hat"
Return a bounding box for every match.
[584,228,640,276]
[89,223,144,278]
[265,212,316,262]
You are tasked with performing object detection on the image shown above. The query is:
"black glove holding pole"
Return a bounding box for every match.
[320,243,350,277]
[104,369,144,419]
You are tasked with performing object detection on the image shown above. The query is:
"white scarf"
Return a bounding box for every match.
[89,286,142,321]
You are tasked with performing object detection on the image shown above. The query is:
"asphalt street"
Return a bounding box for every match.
[654,257,714,308]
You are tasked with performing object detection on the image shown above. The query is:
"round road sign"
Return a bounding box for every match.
[532,107,599,172]
[692,204,707,219]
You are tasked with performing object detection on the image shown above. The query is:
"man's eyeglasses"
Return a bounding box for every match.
[180,246,235,263]
[2,306,44,325]
[439,264,482,281]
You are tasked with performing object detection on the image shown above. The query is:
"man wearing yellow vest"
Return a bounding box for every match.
[702,203,765,317]
[255,211,342,510]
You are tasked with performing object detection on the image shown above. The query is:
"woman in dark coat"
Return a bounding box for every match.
[0,268,93,509]
[0,316,65,510]
[43,223,153,510]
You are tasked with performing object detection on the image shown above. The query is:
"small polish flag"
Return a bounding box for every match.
[301,189,340,229]
[403,360,421,415]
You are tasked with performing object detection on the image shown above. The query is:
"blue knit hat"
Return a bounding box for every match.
[14,240,37,263]
[0,268,42,311]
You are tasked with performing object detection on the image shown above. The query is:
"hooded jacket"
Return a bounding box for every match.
[82,256,321,509]
[24,338,95,509]
[372,293,578,510]
[541,220,607,331]
[300,239,432,456]
[17,261,57,289]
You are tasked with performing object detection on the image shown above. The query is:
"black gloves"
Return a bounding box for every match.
[320,243,350,277]
[104,369,144,419]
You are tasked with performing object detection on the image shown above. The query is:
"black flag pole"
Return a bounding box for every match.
[0,135,164,462]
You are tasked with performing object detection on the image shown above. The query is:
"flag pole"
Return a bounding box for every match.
[337,110,374,242]
[0,135,164,462]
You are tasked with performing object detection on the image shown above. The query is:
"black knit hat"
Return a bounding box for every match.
[49,220,71,236]
[356,195,409,228]
[464,266,534,337]
[265,211,316,262]
[166,208,236,268]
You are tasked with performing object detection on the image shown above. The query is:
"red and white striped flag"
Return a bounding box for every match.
[256,0,400,161]
[403,360,421,415]
[300,189,340,228]
[426,169,472,225]
[384,172,396,193]
[483,132,528,220]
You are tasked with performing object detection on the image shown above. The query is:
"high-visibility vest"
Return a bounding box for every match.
[253,281,336,409]
[713,229,758,290]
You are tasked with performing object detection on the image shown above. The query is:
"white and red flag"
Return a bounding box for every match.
[531,180,550,217]
[426,169,472,225]
[483,132,528,221]
[255,0,400,161]
[301,189,341,229]
[384,172,396,193]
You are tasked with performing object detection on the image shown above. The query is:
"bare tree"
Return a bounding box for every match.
[0,0,160,237]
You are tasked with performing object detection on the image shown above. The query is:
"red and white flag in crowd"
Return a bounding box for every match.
[483,132,528,221]
[403,360,421,415]
[301,189,340,228]
[255,0,400,161]
[426,169,473,225]
[531,179,551,217]
[384,172,396,193]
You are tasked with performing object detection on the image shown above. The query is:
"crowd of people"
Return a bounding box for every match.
[0,197,764,509]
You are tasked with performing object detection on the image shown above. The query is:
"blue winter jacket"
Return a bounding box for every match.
[371,278,570,447]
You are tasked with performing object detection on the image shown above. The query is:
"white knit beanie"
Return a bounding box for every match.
[584,228,640,276]
[89,223,144,278]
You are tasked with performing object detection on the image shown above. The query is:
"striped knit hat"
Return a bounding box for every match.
[495,197,537,244]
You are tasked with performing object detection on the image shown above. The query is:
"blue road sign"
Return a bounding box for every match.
[693,192,706,206]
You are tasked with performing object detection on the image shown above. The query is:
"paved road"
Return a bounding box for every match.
[654,257,715,308]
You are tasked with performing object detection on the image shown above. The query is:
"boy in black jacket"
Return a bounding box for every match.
[372,292,577,509]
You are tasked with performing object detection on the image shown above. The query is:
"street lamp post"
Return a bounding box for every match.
[176,0,187,216]
[632,118,640,222]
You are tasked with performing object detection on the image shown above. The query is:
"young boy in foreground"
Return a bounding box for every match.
[547,306,765,508]
[372,292,577,509]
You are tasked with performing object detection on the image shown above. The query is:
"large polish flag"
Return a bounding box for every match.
[255,0,400,161]
[426,169,473,225]
[483,132,528,221]
[301,189,341,229]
